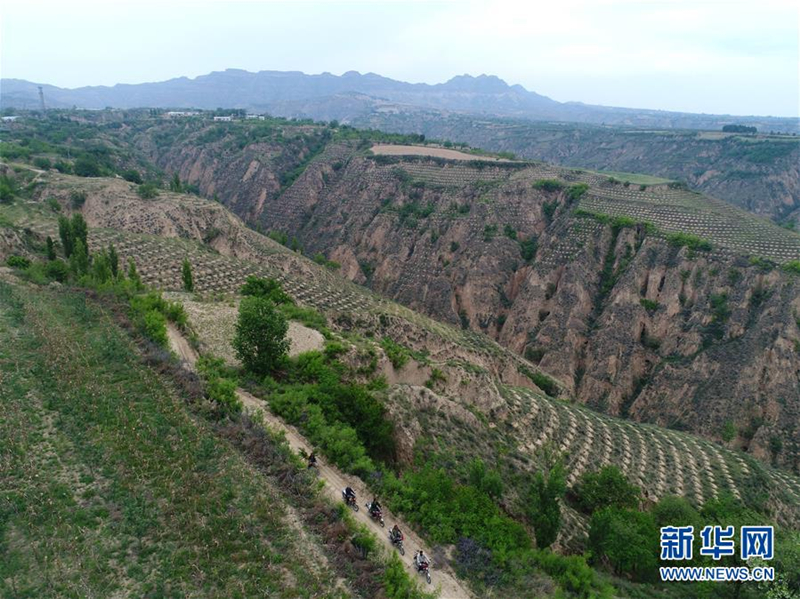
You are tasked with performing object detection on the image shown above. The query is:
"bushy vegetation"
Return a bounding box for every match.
[533,179,566,193]
[573,466,641,514]
[667,231,713,252]
[381,336,411,369]
[526,459,565,549]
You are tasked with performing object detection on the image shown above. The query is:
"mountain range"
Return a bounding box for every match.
[3,68,798,132]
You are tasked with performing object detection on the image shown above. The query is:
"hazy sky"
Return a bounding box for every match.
[2,0,798,117]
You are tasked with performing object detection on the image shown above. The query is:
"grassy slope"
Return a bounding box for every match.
[0,279,343,598]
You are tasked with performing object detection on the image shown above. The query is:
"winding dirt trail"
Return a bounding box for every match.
[167,325,471,599]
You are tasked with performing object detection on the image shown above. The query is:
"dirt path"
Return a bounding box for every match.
[167,326,471,599]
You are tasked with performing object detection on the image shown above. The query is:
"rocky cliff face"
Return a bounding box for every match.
[145,132,800,471]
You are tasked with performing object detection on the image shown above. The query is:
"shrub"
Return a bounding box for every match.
[381,337,410,369]
[0,176,16,204]
[121,169,143,184]
[6,255,31,269]
[33,157,51,170]
[533,179,565,193]
[44,259,69,282]
[70,190,87,209]
[142,310,168,346]
[73,157,102,177]
[240,276,294,305]
[197,356,242,419]
[782,260,800,275]
[137,183,160,199]
[667,232,712,252]
[467,458,504,499]
[519,366,559,397]
[519,236,538,262]
[566,183,589,201]
[233,296,289,376]
[574,466,641,514]
[425,367,447,389]
[721,420,737,443]
[639,298,659,312]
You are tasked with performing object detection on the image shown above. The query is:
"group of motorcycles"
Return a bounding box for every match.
[309,453,432,584]
[342,489,431,584]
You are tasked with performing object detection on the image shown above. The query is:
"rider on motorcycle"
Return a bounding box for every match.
[390,524,403,542]
[343,486,356,502]
[369,497,382,515]
[414,550,430,570]
[307,452,317,468]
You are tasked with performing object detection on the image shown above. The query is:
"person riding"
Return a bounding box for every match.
[390,524,402,542]
[344,486,356,503]
[307,452,317,468]
[370,497,381,514]
[414,550,430,569]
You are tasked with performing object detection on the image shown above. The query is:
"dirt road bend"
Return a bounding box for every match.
[167,325,472,599]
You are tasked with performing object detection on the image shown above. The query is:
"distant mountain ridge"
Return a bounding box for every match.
[2,68,798,132]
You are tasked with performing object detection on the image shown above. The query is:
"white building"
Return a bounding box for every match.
[213,115,234,122]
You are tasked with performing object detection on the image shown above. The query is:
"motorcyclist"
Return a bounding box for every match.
[390,524,403,542]
[343,486,356,503]
[369,497,382,515]
[414,550,430,569]
[307,452,317,468]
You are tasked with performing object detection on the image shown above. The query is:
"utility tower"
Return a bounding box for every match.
[38,86,46,112]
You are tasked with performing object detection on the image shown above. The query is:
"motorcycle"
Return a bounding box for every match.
[342,490,359,512]
[365,502,385,527]
[415,559,431,584]
[388,530,405,555]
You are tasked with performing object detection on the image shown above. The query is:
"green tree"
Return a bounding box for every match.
[575,465,641,514]
[468,458,504,499]
[71,213,88,250]
[588,507,658,581]
[69,239,89,277]
[170,173,182,192]
[127,258,143,290]
[233,296,289,375]
[182,258,194,292]
[108,244,119,278]
[58,215,73,258]
[91,250,112,284]
[73,157,101,177]
[45,236,56,261]
[526,460,566,549]
[240,276,293,304]
[0,175,15,204]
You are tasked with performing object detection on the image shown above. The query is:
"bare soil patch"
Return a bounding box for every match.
[371,144,510,162]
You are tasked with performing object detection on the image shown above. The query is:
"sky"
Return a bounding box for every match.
[1,0,798,117]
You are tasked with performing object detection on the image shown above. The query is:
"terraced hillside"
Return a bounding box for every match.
[1,167,798,509]
[351,112,800,225]
[3,164,800,598]
[132,130,800,471]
